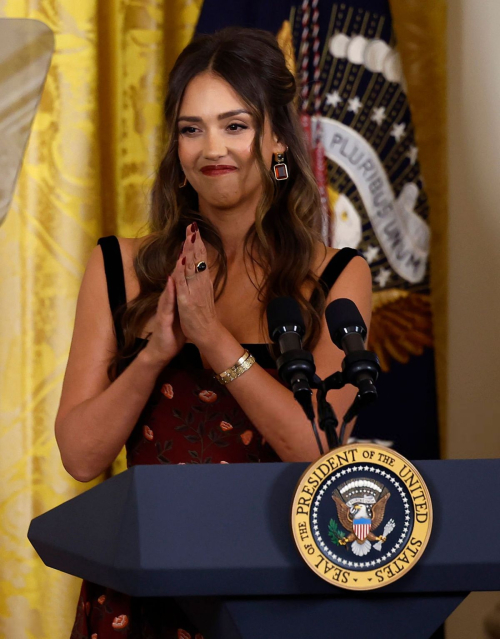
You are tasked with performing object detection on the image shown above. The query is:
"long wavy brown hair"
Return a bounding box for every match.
[111,26,331,378]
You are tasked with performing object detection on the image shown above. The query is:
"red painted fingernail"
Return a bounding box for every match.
[191,232,196,243]
[191,222,198,232]
[182,257,186,265]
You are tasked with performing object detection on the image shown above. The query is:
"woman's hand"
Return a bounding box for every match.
[173,222,222,348]
[143,273,186,367]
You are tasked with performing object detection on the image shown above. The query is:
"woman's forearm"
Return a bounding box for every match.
[198,326,328,462]
[55,348,167,482]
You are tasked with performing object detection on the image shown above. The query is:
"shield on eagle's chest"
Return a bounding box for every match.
[353,518,371,541]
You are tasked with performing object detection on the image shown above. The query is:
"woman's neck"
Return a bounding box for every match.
[199,197,257,263]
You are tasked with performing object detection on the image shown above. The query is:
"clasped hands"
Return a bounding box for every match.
[144,222,221,366]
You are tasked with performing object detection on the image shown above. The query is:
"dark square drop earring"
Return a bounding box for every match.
[273,152,288,180]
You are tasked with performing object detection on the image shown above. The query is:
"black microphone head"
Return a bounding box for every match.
[325,298,367,349]
[267,297,305,342]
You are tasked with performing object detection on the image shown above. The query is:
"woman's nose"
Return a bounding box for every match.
[203,129,227,160]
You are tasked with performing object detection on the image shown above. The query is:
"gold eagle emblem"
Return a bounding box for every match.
[332,479,391,557]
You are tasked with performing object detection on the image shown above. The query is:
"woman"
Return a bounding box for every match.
[56,26,371,639]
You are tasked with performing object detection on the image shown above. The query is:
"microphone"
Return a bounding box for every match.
[267,297,316,422]
[325,298,380,399]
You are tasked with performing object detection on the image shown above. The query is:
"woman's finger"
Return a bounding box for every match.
[157,275,175,316]
[173,254,189,300]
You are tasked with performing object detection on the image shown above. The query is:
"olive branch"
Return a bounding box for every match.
[328,518,346,546]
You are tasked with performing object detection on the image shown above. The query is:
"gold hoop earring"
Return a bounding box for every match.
[273,152,288,180]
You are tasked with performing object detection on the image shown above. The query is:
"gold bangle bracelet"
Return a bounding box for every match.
[215,350,256,385]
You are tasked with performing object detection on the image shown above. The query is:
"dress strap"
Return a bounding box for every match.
[312,247,360,303]
[97,235,126,347]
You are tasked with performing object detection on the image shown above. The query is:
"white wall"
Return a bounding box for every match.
[446,0,500,636]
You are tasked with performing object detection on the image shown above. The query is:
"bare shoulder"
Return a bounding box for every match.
[314,243,371,286]
[115,235,151,302]
[326,250,372,327]
[313,242,372,322]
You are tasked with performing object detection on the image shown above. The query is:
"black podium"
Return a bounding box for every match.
[28,461,500,638]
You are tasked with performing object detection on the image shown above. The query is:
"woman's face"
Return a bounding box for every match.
[177,71,285,211]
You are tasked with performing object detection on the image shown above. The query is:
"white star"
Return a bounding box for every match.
[375,268,391,288]
[376,558,381,564]
[354,562,359,567]
[364,466,369,471]
[391,122,406,143]
[369,467,375,472]
[346,468,352,473]
[363,244,380,264]
[348,561,353,566]
[326,90,343,108]
[407,145,418,165]
[348,96,362,114]
[371,106,386,126]
[371,561,376,566]
[341,470,346,475]
[375,469,381,474]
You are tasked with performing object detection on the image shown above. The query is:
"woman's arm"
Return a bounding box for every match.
[55,245,179,482]
[173,229,372,462]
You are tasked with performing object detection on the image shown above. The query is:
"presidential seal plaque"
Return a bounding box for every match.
[291,444,432,590]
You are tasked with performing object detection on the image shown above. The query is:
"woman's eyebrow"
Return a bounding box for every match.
[177,109,251,123]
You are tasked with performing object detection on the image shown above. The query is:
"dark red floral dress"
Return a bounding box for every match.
[69,237,358,639]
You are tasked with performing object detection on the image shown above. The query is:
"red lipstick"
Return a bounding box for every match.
[200,165,238,176]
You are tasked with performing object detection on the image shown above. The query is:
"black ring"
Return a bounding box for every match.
[195,261,207,273]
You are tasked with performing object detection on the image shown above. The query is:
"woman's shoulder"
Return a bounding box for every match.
[88,235,152,304]
[115,235,151,259]
[113,235,152,302]
[313,242,371,296]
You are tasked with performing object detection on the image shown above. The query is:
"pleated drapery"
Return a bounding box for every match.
[0,2,202,637]
[0,1,446,637]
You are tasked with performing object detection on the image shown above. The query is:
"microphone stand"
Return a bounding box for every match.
[276,343,380,456]
[312,350,380,452]
[276,349,325,456]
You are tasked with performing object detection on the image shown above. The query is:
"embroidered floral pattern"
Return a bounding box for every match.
[198,390,217,403]
[71,364,280,638]
[161,383,174,399]
[111,615,129,630]
[240,430,253,445]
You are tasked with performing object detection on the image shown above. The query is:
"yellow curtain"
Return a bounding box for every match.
[0,1,446,638]
[0,1,202,637]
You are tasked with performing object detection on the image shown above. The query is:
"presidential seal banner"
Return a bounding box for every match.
[291,443,433,590]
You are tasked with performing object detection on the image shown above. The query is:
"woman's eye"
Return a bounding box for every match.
[179,126,199,135]
[227,123,248,132]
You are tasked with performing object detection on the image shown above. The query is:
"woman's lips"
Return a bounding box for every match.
[200,165,238,176]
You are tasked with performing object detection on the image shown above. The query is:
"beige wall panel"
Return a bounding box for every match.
[447,0,500,637]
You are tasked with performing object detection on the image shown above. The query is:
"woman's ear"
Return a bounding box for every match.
[272,132,287,156]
